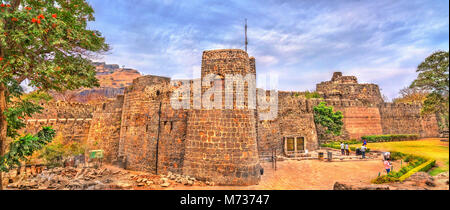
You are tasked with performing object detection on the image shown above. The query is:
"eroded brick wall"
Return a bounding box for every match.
[24,118,92,142]
[308,99,383,141]
[22,101,94,143]
[379,103,440,137]
[277,95,318,153]
[31,101,94,119]
[183,49,261,185]
[118,76,170,172]
[87,95,124,163]
[184,109,260,185]
[341,106,383,140]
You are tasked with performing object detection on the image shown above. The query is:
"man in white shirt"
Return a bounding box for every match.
[361,145,367,159]
[340,142,345,155]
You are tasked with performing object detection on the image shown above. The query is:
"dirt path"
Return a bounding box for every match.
[171,159,398,190]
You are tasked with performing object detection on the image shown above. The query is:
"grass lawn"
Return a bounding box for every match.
[366,138,449,175]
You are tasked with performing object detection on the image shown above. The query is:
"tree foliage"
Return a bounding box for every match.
[0,0,108,189]
[37,133,86,167]
[0,126,55,172]
[1,0,108,89]
[393,86,430,104]
[410,50,449,129]
[313,102,344,136]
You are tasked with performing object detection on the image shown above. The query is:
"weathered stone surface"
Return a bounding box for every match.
[333,182,390,190]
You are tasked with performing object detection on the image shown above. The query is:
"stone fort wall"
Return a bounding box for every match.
[22,101,94,143]
[379,103,440,137]
[87,95,124,164]
[117,75,187,175]
[182,50,260,185]
[314,73,439,141]
[20,50,441,186]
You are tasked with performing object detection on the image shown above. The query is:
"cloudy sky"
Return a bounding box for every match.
[86,0,449,100]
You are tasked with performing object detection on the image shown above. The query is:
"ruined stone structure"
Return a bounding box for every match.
[317,72,383,105]
[22,49,441,186]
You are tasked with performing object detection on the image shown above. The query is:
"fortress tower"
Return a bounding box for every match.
[182,49,261,185]
[316,72,384,104]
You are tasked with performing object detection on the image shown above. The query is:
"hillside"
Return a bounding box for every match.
[92,62,141,89]
[51,62,142,103]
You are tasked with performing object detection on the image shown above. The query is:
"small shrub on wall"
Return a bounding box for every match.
[313,102,344,136]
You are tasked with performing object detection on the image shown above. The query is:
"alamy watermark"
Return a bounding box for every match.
[170,73,278,120]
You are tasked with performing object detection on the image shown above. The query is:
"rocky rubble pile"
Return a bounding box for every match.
[130,171,207,188]
[7,167,126,190]
[130,171,212,188]
[334,171,449,190]
[6,166,213,190]
[163,172,196,186]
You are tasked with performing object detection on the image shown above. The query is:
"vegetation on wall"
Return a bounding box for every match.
[304,91,322,99]
[313,102,344,136]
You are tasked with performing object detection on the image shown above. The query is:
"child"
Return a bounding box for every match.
[384,159,392,174]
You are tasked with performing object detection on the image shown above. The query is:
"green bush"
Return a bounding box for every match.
[37,134,86,168]
[390,151,407,161]
[372,153,430,184]
[304,91,322,99]
[361,134,419,142]
[313,102,344,136]
[372,175,399,184]
[398,159,436,182]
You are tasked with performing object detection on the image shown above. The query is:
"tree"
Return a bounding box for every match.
[313,102,344,136]
[393,86,430,104]
[410,51,449,130]
[0,0,108,189]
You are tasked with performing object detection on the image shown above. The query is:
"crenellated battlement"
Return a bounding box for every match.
[31,100,94,119]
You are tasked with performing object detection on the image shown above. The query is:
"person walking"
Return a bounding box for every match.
[361,145,367,159]
[383,152,391,161]
[363,139,367,146]
[340,142,345,155]
[384,158,392,174]
[345,143,349,156]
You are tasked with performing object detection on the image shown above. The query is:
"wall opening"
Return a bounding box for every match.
[284,136,306,155]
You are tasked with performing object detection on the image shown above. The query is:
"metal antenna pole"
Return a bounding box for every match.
[245,18,248,52]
